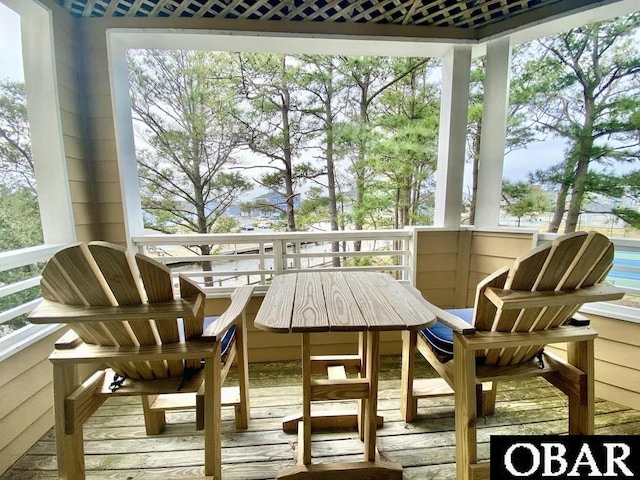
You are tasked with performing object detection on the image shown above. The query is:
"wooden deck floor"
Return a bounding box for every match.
[4,356,640,480]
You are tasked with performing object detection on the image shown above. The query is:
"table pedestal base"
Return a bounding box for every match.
[282,410,383,433]
[277,458,402,480]
[277,332,402,479]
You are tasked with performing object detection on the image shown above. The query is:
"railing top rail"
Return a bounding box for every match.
[0,244,64,273]
[132,229,412,245]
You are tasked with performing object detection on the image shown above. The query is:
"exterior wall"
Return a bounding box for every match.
[414,229,467,308]
[44,0,102,242]
[467,229,536,306]
[414,229,535,309]
[73,21,127,244]
[547,315,640,410]
[0,329,62,474]
[36,2,127,245]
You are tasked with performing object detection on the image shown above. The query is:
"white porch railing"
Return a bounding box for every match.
[0,245,61,329]
[132,229,414,296]
[0,244,65,360]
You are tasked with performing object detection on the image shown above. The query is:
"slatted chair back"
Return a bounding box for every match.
[472,231,615,366]
[39,241,205,380]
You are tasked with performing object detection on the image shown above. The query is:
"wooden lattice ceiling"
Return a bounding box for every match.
[57,0,567,30]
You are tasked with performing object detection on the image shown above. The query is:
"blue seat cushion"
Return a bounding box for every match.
[178,317,236,358]
[203,316,236,358]
[419,308,474,360]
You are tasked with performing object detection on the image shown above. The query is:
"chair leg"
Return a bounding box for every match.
[400,330,418,423]
[454,334,477,480]
[53,363,86,480]
[141,395,166,435]
[235,310,251,430]
[567,339,595,435]
[357,331,367,440]
[480,382,498,417]
[204,345,223,479]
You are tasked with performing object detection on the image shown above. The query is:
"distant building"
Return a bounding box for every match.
[222,204,241,217]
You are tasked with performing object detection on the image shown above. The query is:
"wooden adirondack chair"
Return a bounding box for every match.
[400,231,624,480]
[28,241,253,480]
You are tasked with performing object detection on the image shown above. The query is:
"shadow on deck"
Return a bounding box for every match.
[4,356,640,479]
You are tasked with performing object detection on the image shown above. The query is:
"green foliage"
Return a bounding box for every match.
[466,51,536,224]
[0,187,43,252]
[0,80,35,192]
[212,217,239,233]
[613,171,640,229]
[613,208,640,229]
[0,81,43,336]
[236,53,317,231]
[129,50,251,238]
[620,171,640,198]
[0,187,43,335]
[335,57,437,229]
[347,256,373,267]
[296,187,331,230]
[521,13,640,232]
[502,180,552,226]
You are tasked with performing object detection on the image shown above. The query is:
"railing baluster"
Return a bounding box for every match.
[259,242,266,285]
[274,239,285,275]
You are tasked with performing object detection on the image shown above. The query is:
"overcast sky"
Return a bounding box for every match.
[0,4,23,82]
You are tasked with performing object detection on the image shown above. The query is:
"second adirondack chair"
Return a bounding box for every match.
[400,231,624,480]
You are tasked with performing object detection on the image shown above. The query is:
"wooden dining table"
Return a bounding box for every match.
[254,271,437,480]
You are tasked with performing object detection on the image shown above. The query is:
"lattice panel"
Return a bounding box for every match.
[58,0,565,30]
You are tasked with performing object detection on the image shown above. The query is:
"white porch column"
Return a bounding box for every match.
[107,32,146,248]
[474,38,512,228]
[434,46,472,227]
[11,0,76,244]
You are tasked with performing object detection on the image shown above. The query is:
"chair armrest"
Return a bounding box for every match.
[484,282,624,310]
[203,286,254,339]
[402,284,475,335]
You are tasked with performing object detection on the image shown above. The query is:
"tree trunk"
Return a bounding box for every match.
[199,244,214,287]
[324,64,340,267]
[281,85,297,232]
[194,184,215,286]
[564,154,590,233]
[353,73,370,252]
[548,183,568,233]
[564,96,595,233]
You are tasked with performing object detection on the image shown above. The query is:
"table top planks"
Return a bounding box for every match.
[254,272,436,333]
[292,272,330,331]
[254,273,297,333]
[321,272,368,331]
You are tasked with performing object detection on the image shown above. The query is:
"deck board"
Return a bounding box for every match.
[4,356,640,480]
